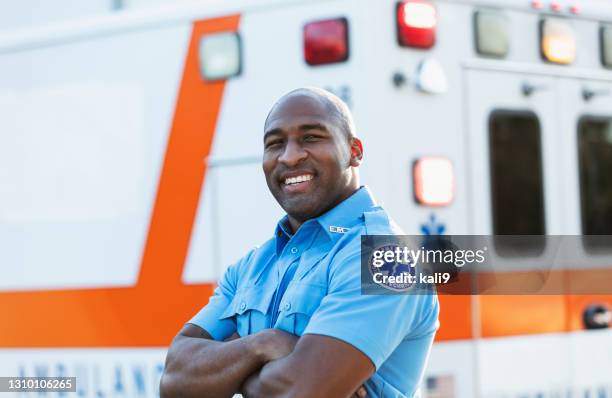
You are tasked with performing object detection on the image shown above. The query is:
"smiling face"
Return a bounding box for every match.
[263,91,362,231]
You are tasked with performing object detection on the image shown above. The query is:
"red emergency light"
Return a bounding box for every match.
[550,1,562,12]
[396,0,437,48]
[304,18,349,66]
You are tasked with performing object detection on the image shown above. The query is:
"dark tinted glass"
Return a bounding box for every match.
[578,117,612,251]
[489,111,546,256]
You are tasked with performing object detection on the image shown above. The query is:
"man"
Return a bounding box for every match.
[160,88,439,398]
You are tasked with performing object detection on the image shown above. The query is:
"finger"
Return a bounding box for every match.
[357,386,367,398]
[223,332,240,342]
[351,387,364,398]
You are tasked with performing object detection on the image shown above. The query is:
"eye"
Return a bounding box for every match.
[265,139,283,149]
[303,134,321,142]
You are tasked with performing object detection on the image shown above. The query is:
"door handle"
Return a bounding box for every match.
[582,87,610,101]
[521,82,549,97]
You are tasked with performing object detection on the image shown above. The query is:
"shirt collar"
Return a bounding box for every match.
[274,216,293,254]
[276,216,293,237]
[273,186,377,252]
[274,185,377,233]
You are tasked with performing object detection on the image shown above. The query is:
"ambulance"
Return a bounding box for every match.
[1,0,612,396]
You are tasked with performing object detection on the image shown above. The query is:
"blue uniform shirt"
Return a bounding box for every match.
[189,186,439,397]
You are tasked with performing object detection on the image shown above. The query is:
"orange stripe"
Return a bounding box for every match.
[477,270,567,338]
[480,295,567,338]
[478,268,612,337]
[437,269,612,339]
[0,15,240,348]
[138,15,238,287]
[435,295,473,341]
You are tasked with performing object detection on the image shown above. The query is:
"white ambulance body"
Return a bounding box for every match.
[1,0,612,396]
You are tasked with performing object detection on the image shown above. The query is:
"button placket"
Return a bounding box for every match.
[270,256,295,327]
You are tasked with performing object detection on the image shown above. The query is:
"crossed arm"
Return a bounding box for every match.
[160,323,374,398]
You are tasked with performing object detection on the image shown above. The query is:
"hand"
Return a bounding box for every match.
[240,370,260,398]
[251,329,299,362]
[223,332,240,342]
[352,385,367,398]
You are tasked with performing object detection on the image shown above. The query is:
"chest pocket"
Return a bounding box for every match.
[220,286,274,337]
[275,282,327,336]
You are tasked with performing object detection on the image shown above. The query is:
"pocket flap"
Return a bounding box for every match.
[280,283,327,316]
[220,286,274,319]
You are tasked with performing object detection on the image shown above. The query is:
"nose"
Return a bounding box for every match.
[278,138,307,167]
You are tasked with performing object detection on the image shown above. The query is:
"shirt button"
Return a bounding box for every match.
[290,247,298,254]
[239,302,246,311]
[284,302,291,311]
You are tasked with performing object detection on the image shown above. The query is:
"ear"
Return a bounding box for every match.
[349,137,363,167]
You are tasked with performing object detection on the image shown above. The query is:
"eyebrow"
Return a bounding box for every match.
[299,123,329,134]
[263,128,283,142]
[263,123,330,142]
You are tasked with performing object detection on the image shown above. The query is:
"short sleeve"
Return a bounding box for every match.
[303,251,439,370]
[188,260,241,341]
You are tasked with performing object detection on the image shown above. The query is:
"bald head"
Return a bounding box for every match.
[264,87,356,141]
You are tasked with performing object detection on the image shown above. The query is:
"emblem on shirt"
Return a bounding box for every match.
[368,244,416,292]
[329,226,350,234]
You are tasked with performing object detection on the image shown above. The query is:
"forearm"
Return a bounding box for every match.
[241,335,373,398]
[160,333,264,398]
[243,359,364,398]
[241,359,291,398]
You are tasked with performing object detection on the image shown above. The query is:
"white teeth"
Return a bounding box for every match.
[284,174,313,185]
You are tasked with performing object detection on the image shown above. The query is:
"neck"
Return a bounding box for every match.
[286,216,302,235]
[286,183,361,234]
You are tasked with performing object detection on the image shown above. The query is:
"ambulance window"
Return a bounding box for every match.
[489,111,546,256]
[578,117,612,251]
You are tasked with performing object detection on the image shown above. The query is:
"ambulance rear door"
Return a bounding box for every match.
[558,75,612,391]
[464,66,571,396]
